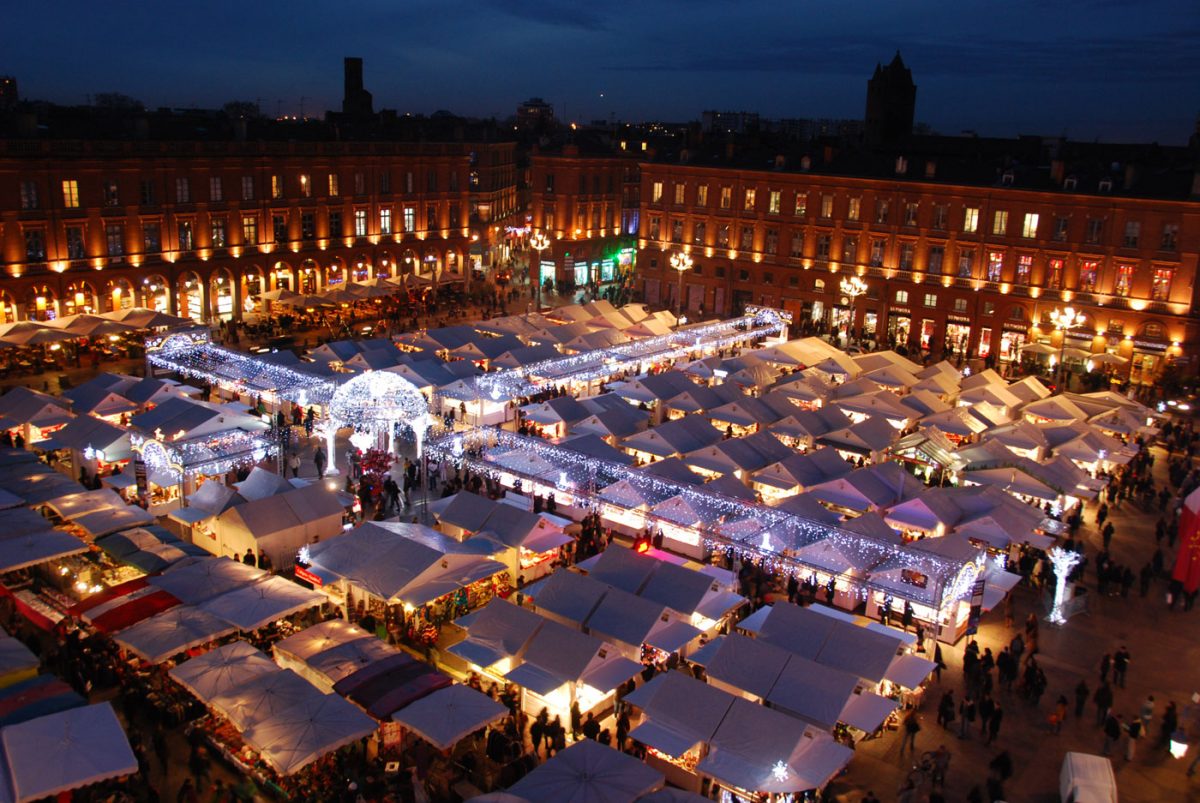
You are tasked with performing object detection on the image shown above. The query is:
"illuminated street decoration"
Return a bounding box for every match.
[327,370,429,456]
[1046,546,1082,624]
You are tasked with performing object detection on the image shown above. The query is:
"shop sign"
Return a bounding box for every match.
[947,315,972,324]
[295,565,325,587]
[966,577,987,635]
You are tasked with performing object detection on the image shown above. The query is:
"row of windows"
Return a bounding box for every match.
[17,170,463,211]
[16,203,462,262]
[646,218,1177,299]
[647,182,1182,251]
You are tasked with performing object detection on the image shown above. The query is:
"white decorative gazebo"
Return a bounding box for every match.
[322,371,430,474]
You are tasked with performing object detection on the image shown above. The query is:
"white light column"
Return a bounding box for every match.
[1047,546,1082,624]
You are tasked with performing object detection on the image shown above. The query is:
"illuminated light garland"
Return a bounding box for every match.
[131,429,277,480]
[430,427,975,609]
[476,307,789,400]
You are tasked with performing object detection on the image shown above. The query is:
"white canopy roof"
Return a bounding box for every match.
[448,598,546,669]
[765,654,860,730]
[69,505,156,538]
[197,576,325,631]
[508,738,664,803]
[148,556,267,604]
[209,668,322,732]
[1,703,137,803]
[391,684,509,750]
[242,693,376,775]
[624,670,735,758]
[0,529,87,572]
[169,641,280,701]
[113,606,238,664]
[698,698,852,794]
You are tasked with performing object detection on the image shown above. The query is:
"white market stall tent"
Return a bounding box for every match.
[508,738,665,803]
[242,693,376,776]
[0,702,137,803]
[0,528,88,573]
[112,606,238,664]
[697,698,852,797]
[197,576,325,632]
[391,684,509,751]
[148,556,268,604]
[273,620,397,693]
[169,641,280,700]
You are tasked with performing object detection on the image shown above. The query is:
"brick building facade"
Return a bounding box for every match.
[0,138,473,322]
[528,145,641,293]
[634,157,1200,385]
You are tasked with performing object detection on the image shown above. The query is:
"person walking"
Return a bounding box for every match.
[986,703,1003,744]
[288,452,300,478]
[937,690,955,729]
[1053,695,1069,734]
[959,696,976,739]
[1099,653,1111,685]
[1074,680,1089,719]
[1113,646,1130,688]
[313,444,326,477]
[1124,715,1142,761]
[1095,682,1114,727]
[900,709,920,753]
[1102,713,1123,756]
[931,744,951,789]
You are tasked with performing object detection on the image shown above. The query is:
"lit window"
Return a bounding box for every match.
[696,185,708,206]
[403,207,416,232]
[673,183,685,205]
[380,208,392,235]
[847,197,860,221]
[794,194,807,217]
[768,190,781,215]
[1113,264,1134,296]
[875,199,889,224]
[241,215,258,244]
[904,202,918,226]
[963,207,979,233]
[211,219,226,248]
[895,290,909,304]
[744,188,756,211]
[652,182,663,203]
[953,298,968,312]
[1046,258,1063,289]
[1016,255,1032,283]
[986,251,1004,282]
[1021,213,1039,238]
[923,293,937,307]
[328,173,339,197]
[992,210,1008,235]
[354,209,368,237]
[1078,260,1098,292]
[299,174,312,198]
[1151,268,1173,301]
[270,175,283,200]
[720,186,732,210]
[821,195,833,218]
[62,180,80,208]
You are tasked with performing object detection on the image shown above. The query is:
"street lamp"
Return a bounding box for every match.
[669,251,693,326]
[529,232,550,314]
[1049,306,1086,390]
[839,275,868,346]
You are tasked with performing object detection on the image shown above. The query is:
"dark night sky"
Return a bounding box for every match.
[8,0,1199,143]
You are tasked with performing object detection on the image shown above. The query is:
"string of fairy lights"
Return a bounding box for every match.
[428,427,974,608]
[476,307,790,400]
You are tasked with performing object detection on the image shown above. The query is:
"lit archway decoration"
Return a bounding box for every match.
[327,370,430,462]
